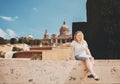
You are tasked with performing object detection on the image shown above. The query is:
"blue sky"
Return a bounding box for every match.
[0,0,87,39]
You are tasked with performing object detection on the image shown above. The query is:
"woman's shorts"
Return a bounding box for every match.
[75,55,88,60]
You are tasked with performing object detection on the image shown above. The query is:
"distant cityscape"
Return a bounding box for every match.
[0,21,72,46]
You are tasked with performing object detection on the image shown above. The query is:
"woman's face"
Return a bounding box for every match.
[76,32,82,41]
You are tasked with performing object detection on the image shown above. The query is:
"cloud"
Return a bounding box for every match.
[0,16,19,21]
[6,29,16,38]
[0,28,16,38]
[0,28,8,38]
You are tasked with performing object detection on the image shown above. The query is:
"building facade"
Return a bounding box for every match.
[41,21,72,46]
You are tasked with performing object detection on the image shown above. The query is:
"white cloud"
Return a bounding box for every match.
[0,28,16,38]
[0,16,19,21]
[6,29,16,38]
[0,28,8,38]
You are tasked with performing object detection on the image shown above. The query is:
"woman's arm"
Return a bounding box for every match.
[84,40,93,57]
[86,47,92,56]
[86,47,95,64]
[56,42,75,60]
[57,43,71,47]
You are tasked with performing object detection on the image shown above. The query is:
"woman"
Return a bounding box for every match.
[62,31,99,81]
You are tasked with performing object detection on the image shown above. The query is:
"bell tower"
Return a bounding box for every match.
[43,29,49,39]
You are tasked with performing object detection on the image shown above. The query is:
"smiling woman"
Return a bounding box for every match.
[59,31,100,81]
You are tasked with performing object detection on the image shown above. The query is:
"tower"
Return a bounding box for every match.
[43,29,49,39]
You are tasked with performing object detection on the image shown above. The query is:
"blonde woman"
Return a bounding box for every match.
[62,31,99,81]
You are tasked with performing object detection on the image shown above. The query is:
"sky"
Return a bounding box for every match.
[0,0,87,39]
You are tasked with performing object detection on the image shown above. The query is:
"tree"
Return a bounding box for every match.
[0,37,9,44]
[10,38,18,44]
[18,37,27,43]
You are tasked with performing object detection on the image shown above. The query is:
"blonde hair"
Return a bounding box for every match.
[74,31,84,43]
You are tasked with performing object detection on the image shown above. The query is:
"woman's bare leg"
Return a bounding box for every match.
[85,58,100,80]
[85,58,96,76]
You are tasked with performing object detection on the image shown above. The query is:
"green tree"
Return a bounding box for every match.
[18,37,27,43]
[10,38,18,44]
[0,37,8,44]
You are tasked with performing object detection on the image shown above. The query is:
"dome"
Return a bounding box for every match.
[28,34,33,38]
[59,21,70,36]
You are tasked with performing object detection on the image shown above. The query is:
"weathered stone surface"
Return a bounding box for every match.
[0,44,30,59]
[42,47,74,60]
[0,59,119,84]
[81,60,120,84]
[13,51,42,59]
[12,46,74,60]
[0,59,86,84]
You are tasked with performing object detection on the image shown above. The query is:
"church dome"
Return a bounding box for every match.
[28,34,33,38]
[59,21,69,36]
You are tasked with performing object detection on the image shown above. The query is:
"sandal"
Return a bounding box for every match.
[93,75,100,81]
[87,74,100,81]
[87,73,94,78]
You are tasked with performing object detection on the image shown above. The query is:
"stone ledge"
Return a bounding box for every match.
[0,59,120,84]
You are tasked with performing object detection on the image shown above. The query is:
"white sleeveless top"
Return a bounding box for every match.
[71,40,88,57]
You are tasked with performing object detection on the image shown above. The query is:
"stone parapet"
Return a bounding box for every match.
[0,59,119,84]
[42,47,74,60]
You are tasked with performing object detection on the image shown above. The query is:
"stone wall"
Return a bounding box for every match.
[42,47,74,60]
[0,59,87,84]
[0,59,119,84]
